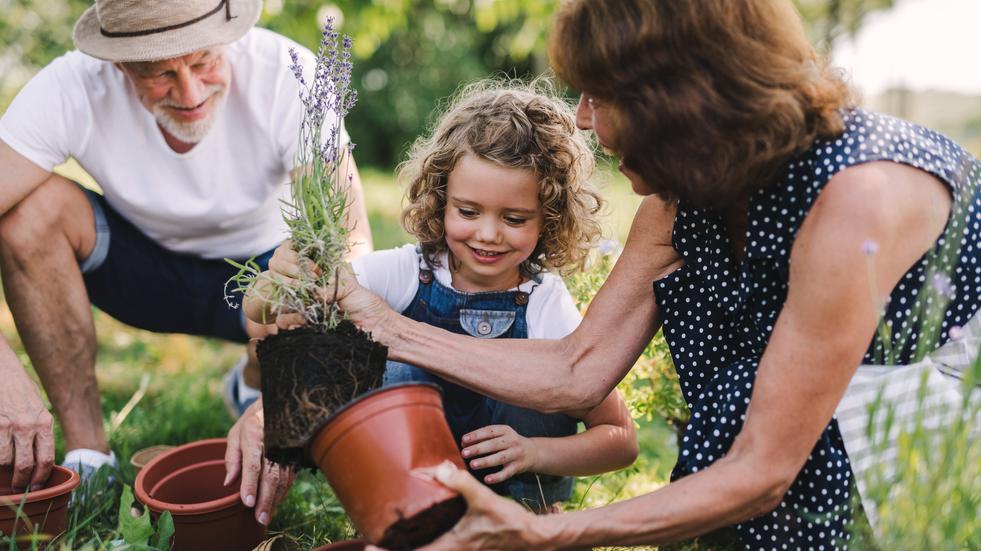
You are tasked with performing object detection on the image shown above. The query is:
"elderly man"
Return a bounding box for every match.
[0,0,370,526]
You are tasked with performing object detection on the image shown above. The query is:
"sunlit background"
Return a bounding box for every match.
[2,0,980,167]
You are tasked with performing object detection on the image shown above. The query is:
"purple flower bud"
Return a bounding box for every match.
[861,240,879,256]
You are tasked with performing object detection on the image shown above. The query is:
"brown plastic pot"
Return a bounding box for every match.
[312,540,365,551]
[0,465,80,548]
[135,438,265,551]
[130,445,176,472]
[308,383,467,549]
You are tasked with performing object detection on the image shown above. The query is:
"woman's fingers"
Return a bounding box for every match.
[416,462,536,551]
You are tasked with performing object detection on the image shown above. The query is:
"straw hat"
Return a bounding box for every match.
[73,0,262,62]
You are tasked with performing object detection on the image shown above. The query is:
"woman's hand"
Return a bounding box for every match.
[461,425,538,484]
[366,462,551,551]
[224,400,296,526]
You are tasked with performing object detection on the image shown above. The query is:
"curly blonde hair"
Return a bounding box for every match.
[399,79,603,278]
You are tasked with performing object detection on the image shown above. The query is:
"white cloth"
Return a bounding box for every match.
[350,244,582,339]
[835,310,981,530]
[0,28,342,259]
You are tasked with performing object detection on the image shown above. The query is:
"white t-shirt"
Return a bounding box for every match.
[351,244,582,339]
[0,28,339,259]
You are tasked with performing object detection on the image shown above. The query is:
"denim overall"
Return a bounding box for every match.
[383,257,577,510]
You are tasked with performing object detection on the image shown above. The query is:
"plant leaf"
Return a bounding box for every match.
[149,511,175,550]
[116,485,154,545]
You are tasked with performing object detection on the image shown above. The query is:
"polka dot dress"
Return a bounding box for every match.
[653,109,981,550]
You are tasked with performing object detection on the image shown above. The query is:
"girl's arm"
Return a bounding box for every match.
[343,194,682,414]
[416,162,953,550]
[461,390,637,481]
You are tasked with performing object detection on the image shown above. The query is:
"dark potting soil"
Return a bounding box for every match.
[256,320,388,468]
[377,495,467,550]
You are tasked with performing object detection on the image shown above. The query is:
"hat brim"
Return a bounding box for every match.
[73,0,262,62]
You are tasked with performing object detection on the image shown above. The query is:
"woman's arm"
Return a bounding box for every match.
[416,162,953,549]
[460,389,638,481]
[349,195,681,414]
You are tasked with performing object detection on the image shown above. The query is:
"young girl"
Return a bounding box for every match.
[247,81,637,512]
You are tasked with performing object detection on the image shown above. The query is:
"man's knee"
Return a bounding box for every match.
[0,175,94,262]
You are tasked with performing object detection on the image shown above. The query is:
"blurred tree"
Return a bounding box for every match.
[793,0,898,52]
[1,0,901,168]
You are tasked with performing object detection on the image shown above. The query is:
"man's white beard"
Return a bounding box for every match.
[152,85,226,144]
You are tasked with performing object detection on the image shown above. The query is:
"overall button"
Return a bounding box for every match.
[514,292,529,306]
[418,269,434,284]
[460,309,515,338]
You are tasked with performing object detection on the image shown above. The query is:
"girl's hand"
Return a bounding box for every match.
[260,240,402,344]
[267,239,321,283]
[461,425,538,484]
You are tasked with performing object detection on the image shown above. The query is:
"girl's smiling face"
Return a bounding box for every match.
[443,154,544,292]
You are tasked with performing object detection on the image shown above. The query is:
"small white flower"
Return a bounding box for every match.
[597,238,620,256]
[931,273,956,298]
[948,326,964,340]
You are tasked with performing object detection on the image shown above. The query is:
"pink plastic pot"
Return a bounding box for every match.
[0,465,79,548]
[135,438,265,551]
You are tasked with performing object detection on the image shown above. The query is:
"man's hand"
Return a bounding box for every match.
[224,400,295,526]
[461,426,538,485]
[0,364,54,492]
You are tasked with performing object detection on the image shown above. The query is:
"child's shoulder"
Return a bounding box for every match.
[350,244,421,292]
[529,271,573,299]
[526,271,581,339]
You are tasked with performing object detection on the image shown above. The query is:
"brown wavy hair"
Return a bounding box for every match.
[399,79,603,278]
[550,0,853,208]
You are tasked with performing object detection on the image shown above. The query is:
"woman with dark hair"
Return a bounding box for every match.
[265,1,980,548]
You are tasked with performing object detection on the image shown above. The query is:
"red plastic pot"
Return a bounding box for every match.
[135,438,265,551]
[308,383,467,548]
[0,465,79,548]
[312,540,365,551]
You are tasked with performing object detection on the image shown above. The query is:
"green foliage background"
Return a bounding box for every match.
[0,0,899,169]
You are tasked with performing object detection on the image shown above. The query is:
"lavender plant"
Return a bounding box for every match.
[227,17,359,330]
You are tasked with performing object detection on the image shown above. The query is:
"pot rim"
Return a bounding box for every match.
[303,382,442,462]
[0,465,80,506]
[135,438,241,515]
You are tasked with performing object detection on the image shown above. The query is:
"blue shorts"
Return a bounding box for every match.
[79,188,276,343]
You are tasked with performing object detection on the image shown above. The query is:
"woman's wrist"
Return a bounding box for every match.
[526,512,573,550]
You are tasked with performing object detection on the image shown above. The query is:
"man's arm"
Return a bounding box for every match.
[0,138,57,489]
[343,155,373,259]
[0,139,50,214]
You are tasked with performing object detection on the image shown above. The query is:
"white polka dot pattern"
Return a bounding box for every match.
[652,109,981,549]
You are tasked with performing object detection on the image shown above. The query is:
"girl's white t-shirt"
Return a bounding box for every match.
[351,244,582,339]
[0,28,339,259]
